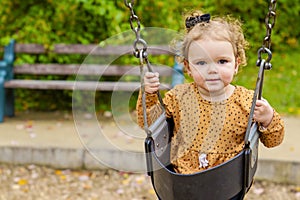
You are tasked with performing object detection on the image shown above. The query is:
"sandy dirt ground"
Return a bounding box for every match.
[0,164,299,200]
[0,112,299,199]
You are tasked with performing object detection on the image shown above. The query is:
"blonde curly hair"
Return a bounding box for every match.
[173,10,249,66]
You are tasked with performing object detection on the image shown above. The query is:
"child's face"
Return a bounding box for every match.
[186,39,238,95]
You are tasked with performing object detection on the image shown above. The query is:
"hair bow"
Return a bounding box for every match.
[185,13,210,28]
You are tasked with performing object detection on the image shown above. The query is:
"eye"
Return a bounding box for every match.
[218,59,229,64]
[195,61,207,65]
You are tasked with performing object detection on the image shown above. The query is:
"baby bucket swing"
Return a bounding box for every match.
[124,0,277,199]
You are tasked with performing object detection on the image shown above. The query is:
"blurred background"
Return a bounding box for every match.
[0,1,299,199]
[0,0,299,115]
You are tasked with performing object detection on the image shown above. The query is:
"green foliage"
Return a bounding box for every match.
[234,50,300,115]
[0,0,299,114]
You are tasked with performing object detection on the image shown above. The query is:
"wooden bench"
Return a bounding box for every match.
[0,39,184,122]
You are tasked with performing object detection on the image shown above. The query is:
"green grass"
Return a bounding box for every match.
[233,50,300,116]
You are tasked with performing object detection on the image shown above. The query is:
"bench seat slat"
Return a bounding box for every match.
[54,44,173,56]
[14,64,173,76]
[14,44,173,55]
[15,44,45,54]
[54,44,172,55]
[4,80,170,91]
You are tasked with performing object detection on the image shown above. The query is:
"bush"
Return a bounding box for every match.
[0,0,299,114]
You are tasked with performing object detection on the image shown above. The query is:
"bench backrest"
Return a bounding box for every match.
[14,44,173,74]
[13,43,178,90]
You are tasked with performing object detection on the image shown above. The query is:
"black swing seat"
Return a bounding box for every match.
[144,114,260,200]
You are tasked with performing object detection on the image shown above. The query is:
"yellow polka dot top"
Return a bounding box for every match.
[137,83,284,174]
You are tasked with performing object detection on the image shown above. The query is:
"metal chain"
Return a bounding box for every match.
[263,0,277,50]
[257,0,277,69]
[125,0,277,137]
[245,0,278,146]
[124,0,148,59]
[124,0,165,137]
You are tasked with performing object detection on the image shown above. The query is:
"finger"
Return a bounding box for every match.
[149,82,160,88]
[256,99,270,107]
[145,72,159,78]
[148,77,160,84]
[144,76,156,84]
[145,72,159,83]
[144,82,159,90]
[144,80,160,91]
[147,88,158,94]
[145,85,159,93]
[253,114,257,121]
[253,109,258,117]
[254,106,262,115]
[254,106,261,112]
[255,100,264,107]
[261,98,269,103]
[147,76,159,84]
[253,112,261,122]
[254,104,261,112]
[144,72,154,79]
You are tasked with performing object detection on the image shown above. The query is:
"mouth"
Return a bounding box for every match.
[206,78,220,82]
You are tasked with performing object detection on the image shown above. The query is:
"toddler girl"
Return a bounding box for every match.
[137,11,284,174]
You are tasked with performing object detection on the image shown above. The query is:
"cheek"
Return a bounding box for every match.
[193,73,204,81]
[220,70,234,83]
[191,71,206,86]
[190,67,205,79]
[190,65,206,75]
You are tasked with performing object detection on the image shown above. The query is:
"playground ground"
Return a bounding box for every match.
[0,163,299,200]
[0,111,299,199]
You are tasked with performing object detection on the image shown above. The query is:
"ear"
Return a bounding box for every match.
[184,59,192,76]
[235,58,240,74]
[234,65,239,75]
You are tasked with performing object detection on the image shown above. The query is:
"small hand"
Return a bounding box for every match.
[144,72,160,94]
[253,99,274,128]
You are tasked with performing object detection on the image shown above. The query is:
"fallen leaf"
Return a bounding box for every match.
[83,184,92,189]
[29,133,36,138]
[122,179,130,185]
[59,175,66,180]
[55,170,62,175]
[18,179,28,185]
[12,184,20,190]
[78,175,89,182]
[253,188,264,195]
[289,147,295,152]
[116,188,124,194]
[16,124,25,130]
[135,176,145,184]
[104,111,112,118]
[148,188,155,194]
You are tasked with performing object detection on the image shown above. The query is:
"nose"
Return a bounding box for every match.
[207,63,218,74]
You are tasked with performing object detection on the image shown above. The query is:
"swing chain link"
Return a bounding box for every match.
[246,0,278,145]
[264,0,277,50]
[124,0,158,137]
[257,0,277,69]
[124,0,149,59]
